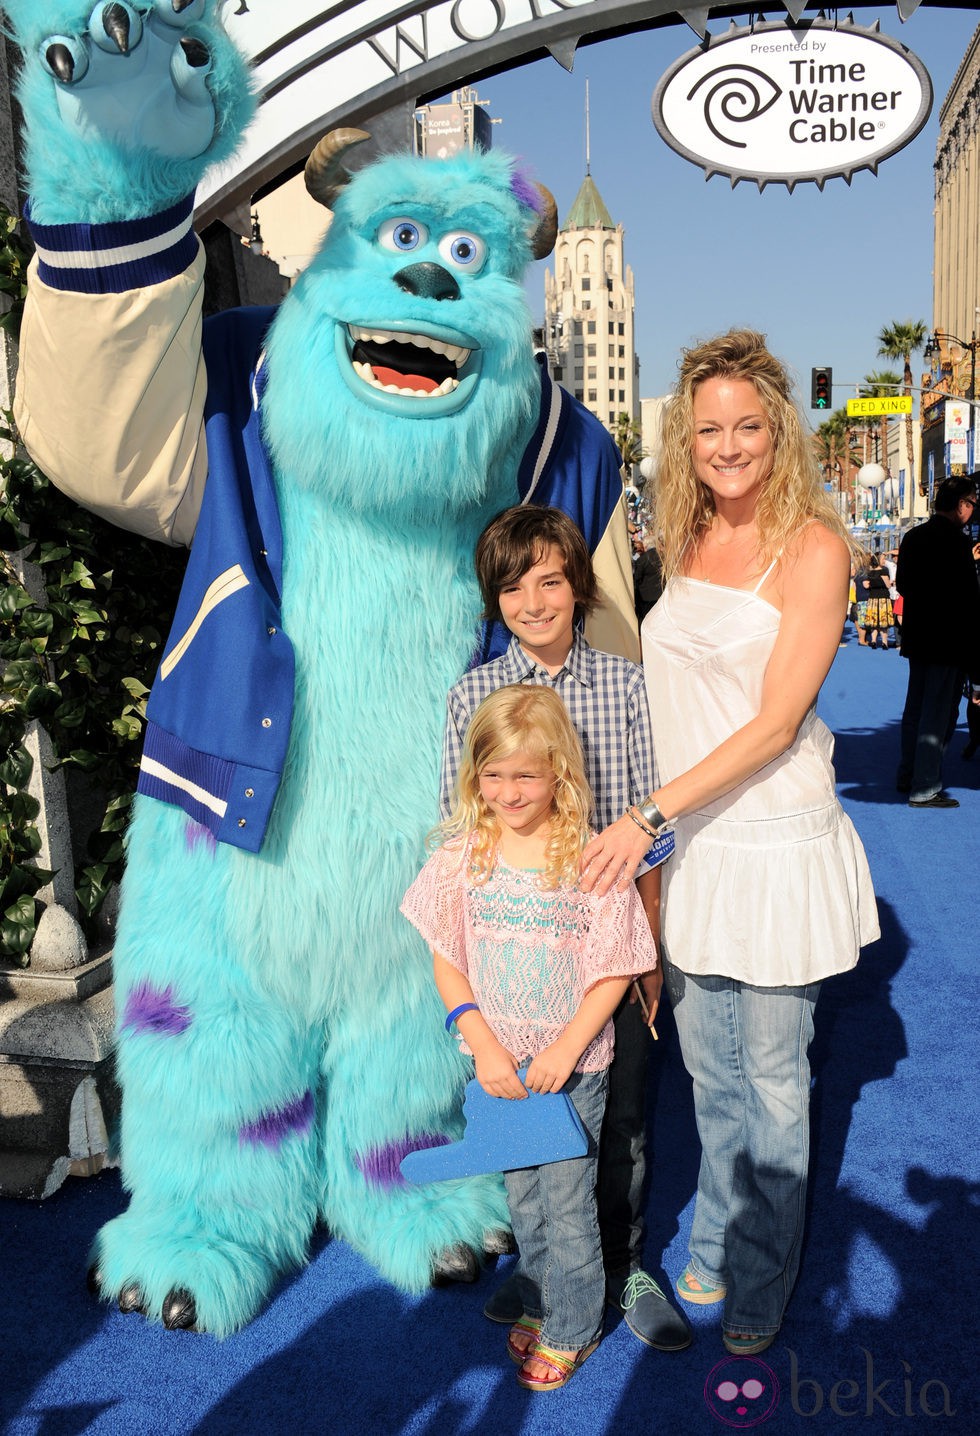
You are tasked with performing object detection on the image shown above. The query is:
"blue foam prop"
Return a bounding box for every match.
[399,1068,588,1183]
[645,830,675,868]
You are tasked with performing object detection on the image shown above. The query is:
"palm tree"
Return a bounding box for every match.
[877,319,928,491]
[612,411,645,480]
[814,407,852,516]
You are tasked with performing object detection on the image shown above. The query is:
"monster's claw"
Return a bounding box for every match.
[91,3,143,57]
[483,1228,516,1257]
[43,40,83,85]
[170,36,212,107]
[431,1242,481,1287]
[117,1281,148,1314]
[162,1287,199,1331]
[179,36,210,70]
[157,0,207,23]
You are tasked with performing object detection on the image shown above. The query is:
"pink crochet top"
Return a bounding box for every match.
[401,837,657,1072]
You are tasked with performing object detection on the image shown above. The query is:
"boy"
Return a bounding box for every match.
[440,505,691,1353]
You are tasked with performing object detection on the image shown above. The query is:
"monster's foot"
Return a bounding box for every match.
[431,1242,481,1287]
[325,1156,511,1294]
[90,1207,293,1337]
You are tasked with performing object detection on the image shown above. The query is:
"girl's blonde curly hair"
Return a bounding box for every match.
[437,685,592,889]
[655,329,856,583]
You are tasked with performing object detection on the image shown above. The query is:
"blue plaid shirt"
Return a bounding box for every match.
[440,631,657,868]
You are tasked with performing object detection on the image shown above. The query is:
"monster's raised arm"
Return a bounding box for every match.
[5,1,254,542]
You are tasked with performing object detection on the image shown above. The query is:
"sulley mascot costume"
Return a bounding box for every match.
[6,0,637,1335]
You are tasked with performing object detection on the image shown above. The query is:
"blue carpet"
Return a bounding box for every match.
[2,629,977,1434]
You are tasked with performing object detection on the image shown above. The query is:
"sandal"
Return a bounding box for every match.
[506,1317,542,1364]
[724,1331,777,1355]
[676,1264,726,1305]
[516,1338,600,1393]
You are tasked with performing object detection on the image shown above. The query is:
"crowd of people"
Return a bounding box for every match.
[401,329,893,1392]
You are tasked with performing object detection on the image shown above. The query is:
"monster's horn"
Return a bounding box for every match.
[529,183,558,259]
[305,129,372,209]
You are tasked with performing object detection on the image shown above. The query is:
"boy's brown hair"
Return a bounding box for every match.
[474,506,600,622]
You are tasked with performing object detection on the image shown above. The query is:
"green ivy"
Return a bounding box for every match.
[0,207,186,961]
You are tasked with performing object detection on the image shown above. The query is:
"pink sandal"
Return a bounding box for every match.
[506,1317,542,1364]
[516,1338,600,1392]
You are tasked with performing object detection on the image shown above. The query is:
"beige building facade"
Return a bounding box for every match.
[924,22,980,494]
[543,172,640,432]
[933,24,980,353]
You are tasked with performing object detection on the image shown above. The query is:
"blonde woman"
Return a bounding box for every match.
[580,331,879,1355]
[402,684,657,1392]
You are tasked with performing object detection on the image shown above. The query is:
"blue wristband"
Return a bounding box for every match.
[445,1002,479,1032]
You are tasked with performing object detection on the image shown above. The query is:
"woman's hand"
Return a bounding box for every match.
[525,1039,579,1094]
[580,813,654,896]
[473,1041,527,1100]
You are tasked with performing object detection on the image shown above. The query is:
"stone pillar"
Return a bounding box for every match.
[0,36,117,1198]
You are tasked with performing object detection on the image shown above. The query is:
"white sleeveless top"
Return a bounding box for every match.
[641,575,879,985]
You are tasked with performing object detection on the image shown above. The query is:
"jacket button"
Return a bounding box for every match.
[238,818,247,828]
[262,718,272,728]
[268,626,277,636]
[244,788,254,798]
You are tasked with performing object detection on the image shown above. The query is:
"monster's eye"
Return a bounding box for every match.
[378,217,429,252]
[438,232,487,272]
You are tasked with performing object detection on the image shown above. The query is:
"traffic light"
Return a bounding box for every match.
[811,366,832,410]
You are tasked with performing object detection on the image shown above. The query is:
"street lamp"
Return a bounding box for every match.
[923,329,977,399]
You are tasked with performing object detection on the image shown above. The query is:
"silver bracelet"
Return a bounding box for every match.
[635,798,672,835]
[626,807,658,840]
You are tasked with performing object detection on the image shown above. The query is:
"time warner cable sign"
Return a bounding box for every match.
[652,18,932,189]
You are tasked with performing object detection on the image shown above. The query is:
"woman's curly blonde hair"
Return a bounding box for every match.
[655,329,855,583]
[437,685,592,889]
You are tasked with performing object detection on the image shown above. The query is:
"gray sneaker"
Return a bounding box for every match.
[607,1267,693,1351]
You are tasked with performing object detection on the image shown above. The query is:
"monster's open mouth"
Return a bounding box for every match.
[347,325,473,398]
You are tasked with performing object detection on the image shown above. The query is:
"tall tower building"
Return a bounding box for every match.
[543,147,639,434]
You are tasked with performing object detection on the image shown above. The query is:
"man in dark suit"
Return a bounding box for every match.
[896,478,980,807]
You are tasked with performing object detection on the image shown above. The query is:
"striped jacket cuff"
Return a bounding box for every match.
[24,195,198,294]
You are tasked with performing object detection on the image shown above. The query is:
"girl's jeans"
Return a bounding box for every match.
[663,959,821,1337]
[504,1068,607,1351]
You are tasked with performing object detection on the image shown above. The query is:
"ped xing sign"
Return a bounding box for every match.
[653,18,932,189]
[847,396,914,417]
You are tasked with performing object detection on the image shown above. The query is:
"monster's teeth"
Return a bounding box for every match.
[352,358,460,398]
[348,324,470,368]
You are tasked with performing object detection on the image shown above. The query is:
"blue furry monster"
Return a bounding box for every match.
[8,2,631,1336]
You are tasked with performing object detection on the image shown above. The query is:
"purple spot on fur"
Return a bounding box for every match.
[510,170,542,214]
[121,980,192,1037]
[356,1132,451,1190]
[185,820,217,856]
[239,1090,315,1151]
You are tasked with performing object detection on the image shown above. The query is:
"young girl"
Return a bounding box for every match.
[401,684,657,1393]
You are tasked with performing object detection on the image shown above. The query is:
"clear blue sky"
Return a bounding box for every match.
[437,6,980,407]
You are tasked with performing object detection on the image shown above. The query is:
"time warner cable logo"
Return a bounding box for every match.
[687,65,782,150]
[652,17,932,189]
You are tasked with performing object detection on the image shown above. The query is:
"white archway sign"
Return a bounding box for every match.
[202,0,928,225]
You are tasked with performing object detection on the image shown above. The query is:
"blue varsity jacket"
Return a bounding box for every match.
[24,204,626,853]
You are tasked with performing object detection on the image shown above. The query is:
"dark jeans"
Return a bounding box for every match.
[897,659,964,801]
[596,991,653,1273]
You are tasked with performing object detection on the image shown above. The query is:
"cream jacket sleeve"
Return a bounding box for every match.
[13,246,211,548]
[584,485,641,663]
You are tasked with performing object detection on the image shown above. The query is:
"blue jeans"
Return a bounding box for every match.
[504,1068,607,1350]
[663,960,820,1336]
[898,659,964,801]
[597,991,652,1273]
